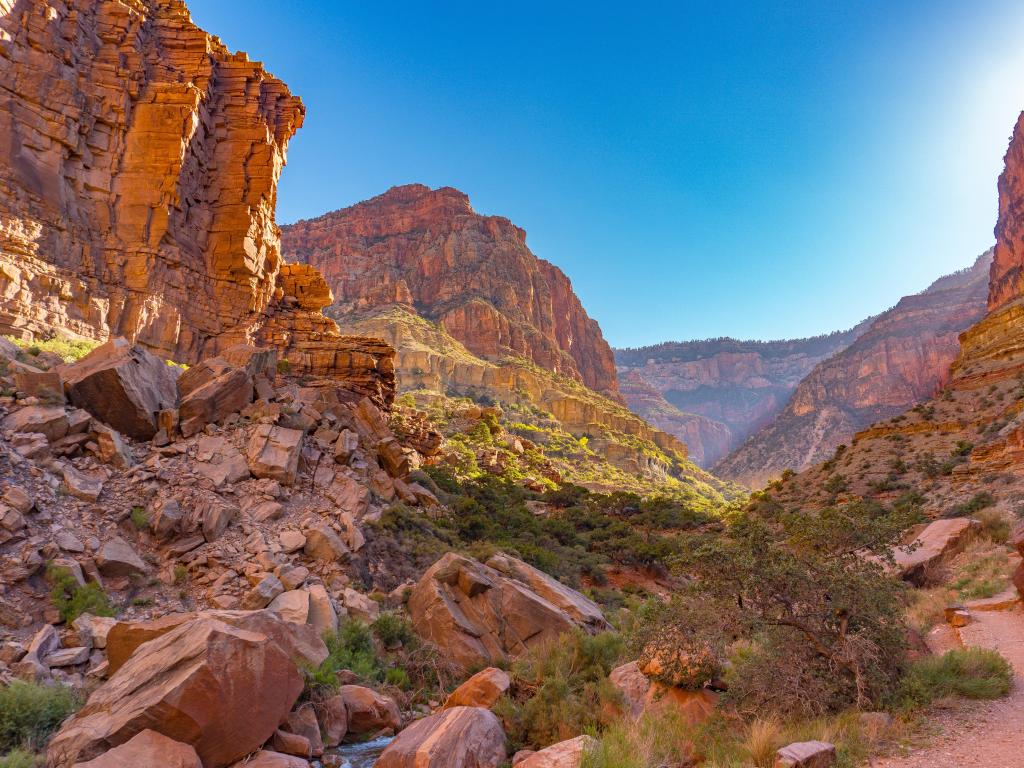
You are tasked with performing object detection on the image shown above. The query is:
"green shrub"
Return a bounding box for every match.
[304,621,380,694]
[0,750,39,768]
[948,491,996,519]
[385,668,411,690]
[7,335,98,364]
[372,612,414,647]
[895,648,1011,711]
[130,506,149,530]
[47,565,116,623]
[0,681,81,753]
[276,359,292,375]
[494,631,624,752]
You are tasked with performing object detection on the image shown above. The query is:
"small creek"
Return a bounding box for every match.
[321,736,393,768]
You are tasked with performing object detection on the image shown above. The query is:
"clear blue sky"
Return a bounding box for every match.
[188,1,1024,348]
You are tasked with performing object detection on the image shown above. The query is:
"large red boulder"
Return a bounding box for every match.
[376,706,506,768]
[48,618,304,768]
[72,730,201,768]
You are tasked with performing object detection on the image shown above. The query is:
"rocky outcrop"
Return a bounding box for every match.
[615,330,870,468]
[408,552,610,669]
[443,667,511,710]
[771,114,1024,518]
[281,184,619,398]
[717,251,992,487]
[376,706,507,768]
[48,616,306,768]
[0,0,394,401]
[72,730,202,768]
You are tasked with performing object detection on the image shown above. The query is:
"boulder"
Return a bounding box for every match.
[892,518,980,585]
[14,369,64,402]
[47,618,304,768]
[179,368,254,438]
[282,703,323,757]
[774,741,837,768]
[2,405,69,441]
[243,574,285,610]
[609,661,717,725]
[247,425,303,485]
[376,706,506,768]
[92,423,134,468]
[339,685,401,735]
[228,751,309,768]
[63,466,104,502]
[408,552,609,668]
[443,667,511,710]
[72,729,202,768]
[268,590,311,624]
[104,609,328,675]
[270,729,311,759]
[318,695,348,748]
[62,339,178,440]
[306,584,339,635]
[96,537,148,578]
[342,588,380,623]
[303,523,348,562]
[486,553,609,631]
[516,736,597,768]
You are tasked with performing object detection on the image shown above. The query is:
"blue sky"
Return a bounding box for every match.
[188,1,1024,348]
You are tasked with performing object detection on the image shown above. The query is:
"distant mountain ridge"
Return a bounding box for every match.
[614,324,872,467]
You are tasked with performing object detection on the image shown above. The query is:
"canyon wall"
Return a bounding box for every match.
[772,114,1024,516]
[0,0,393,401]
[281,184,620,399]
[614,330,869,467]
[717,251,992,487]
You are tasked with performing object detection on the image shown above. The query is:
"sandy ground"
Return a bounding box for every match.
[869,607,1024,768]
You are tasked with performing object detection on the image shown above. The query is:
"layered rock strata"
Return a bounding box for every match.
[0,0,392,398]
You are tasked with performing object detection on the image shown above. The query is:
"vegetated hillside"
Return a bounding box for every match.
[280,186,721,492]
[718,249,993,488]
[770,114,1024,517]
[614,327,871,467]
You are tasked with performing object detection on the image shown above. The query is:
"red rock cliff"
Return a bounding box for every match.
[0,0,393,400]
[989,112,1024,312]
[281,184,621,399]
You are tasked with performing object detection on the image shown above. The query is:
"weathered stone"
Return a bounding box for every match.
[303,523,348,562]
[150,499,184,540]
[91,423,133,468]
[72,729,202,768]
[242,574,285,610]
[62,341,178,440]
[609,661,717,725]
[516,736,597,768]
[248,425,303,485]
[409,552,609,668]
[63,466,104,502]
[3,405,69,442]
[271,729,312,759]
[104,610,328,675]
[96,537,148,578]
[228,751,310,768]
[342,588,379,623]
[14,370,64,403]
[443,667,511,710]
[339,685,401,735]
[48,618,305,768]
[73,614,117,650]
[279,530,307,554]
[3,486,34,514]
[268,590,310,624]
[375,706,506,768]
[45,646,91,667]
[306,584,339,635]
[282,703,323,758]
[318,694,348,748]
[893,518,980,585]
[180,367,254,437]
[774,741,836,768]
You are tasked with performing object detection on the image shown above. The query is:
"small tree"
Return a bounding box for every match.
[643,497,919,718]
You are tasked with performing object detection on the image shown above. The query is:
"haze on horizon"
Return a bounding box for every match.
[189,0,1024,348]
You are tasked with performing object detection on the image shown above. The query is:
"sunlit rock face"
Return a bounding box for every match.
[0,0,393,397]
[281,184,621,400]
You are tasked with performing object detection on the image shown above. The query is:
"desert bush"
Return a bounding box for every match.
[0,681,81,753]
[8,335,97,364]
[648,497,918,719]
[304,621,379,694]
[47,565,116,623]
[0,750,39,768]
[894,648,1011,711]
[495,630,624,752]
[371,612,415,647]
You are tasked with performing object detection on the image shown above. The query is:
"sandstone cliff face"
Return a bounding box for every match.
[773,114,1024,516]
[0,0,393,401]
[614,332,867,467]
[716,251,992,487]
[281,184,620,399]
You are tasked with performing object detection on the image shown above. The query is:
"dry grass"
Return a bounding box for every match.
[742,717,783,767]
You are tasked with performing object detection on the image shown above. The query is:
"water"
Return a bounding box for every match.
[323,736,393,768]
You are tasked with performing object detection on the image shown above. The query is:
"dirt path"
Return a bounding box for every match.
[870,607,1024,768]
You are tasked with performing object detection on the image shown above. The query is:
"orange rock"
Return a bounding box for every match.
[48,618,305,768]
[376,706,506,768]
[443,668,511,710]
[338,685,401,736]
[516,736,597,768]
[609,661,717,726]
[72,729,201,768]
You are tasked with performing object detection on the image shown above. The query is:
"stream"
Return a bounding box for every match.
[322,736,393,768]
